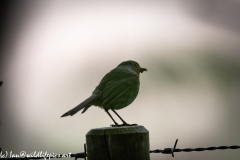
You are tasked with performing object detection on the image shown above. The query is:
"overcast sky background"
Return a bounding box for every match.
[1,1,240,160]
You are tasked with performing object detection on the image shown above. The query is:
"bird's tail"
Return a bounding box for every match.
[61,95,96,117]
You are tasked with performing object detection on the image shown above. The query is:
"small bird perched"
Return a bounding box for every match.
[61,60,147,127]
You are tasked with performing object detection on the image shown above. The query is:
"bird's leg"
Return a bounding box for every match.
[111,109,127,124]
[105,109,119,127]
[111,109,137,127]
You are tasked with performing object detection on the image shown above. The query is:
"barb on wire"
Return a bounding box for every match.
[150,139,240,157]
[150,139,178,157]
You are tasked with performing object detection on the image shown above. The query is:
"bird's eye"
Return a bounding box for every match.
[134,62,139,67]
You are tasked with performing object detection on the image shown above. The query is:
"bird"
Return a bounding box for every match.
[61,60,147,127]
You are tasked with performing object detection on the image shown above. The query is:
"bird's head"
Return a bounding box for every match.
[118,60,147,76]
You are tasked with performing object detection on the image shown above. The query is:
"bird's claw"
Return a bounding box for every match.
[110,123,138,127]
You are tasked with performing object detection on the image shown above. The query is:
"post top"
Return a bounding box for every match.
[86,125,148,136]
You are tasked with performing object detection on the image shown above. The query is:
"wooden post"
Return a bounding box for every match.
[86,125,150,160]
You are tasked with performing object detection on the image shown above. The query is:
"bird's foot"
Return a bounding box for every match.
[110,123,138,127]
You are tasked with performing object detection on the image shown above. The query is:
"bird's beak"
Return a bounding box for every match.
[140,68,147,73]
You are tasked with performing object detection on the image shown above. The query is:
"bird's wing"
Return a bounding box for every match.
[101,77,139,108]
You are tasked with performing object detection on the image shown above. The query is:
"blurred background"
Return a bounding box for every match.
[0,0,240,160]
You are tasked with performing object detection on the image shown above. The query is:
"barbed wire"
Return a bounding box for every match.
[150,139,240,157]
[1,139,240,159]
